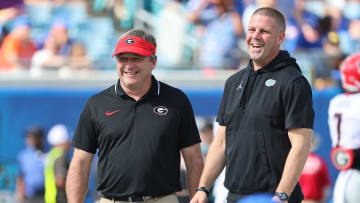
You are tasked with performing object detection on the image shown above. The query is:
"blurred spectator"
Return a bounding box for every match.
[313,31,346,90]
[16,126,46,203]
[0,0,25,45]
[86,0,135,31]
[155,1,190,66]
[283,0,333,53]
[44,124,71,203]
[35,17,75,57]
[0,16,36,71]
[31,39,91,74]
[111,0,136,31]
[67,41,92,70]
[187,0,243,69]
[322,31,342,57]
[30,36,66,74]
[299,133,331,203]
[49,18,74,57]
[326,3,349,32]
[196,116,214,158]
[177,117,216,203]
[324,1,360,55]
[290,0,323,50]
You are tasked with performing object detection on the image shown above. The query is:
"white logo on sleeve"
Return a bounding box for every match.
[265,79,276,87]
[153,106,168,116]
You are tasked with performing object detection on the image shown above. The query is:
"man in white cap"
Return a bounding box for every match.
[44,124,71,203]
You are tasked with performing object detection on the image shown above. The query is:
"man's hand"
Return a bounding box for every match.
[190,191,208,203]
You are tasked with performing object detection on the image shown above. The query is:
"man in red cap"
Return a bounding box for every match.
[66,28,204,203]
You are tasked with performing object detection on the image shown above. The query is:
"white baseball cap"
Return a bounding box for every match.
[47,124,70,146]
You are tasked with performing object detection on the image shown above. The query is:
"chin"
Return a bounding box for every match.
[249,54,261,60]
[124,79,138,85]
[120,77,135,85]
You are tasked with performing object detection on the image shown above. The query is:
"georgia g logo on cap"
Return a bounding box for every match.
[112,36,156,57]
[125,38,135,44]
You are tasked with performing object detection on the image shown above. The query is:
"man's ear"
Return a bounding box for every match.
[278,32,285,44]
[151,55,157,70]
[152,55,157,65]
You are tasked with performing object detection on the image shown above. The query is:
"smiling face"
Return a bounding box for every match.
[246,14,285,70]
[116,52,156,92]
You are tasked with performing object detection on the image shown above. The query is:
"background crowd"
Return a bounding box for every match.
[0,0,359,90]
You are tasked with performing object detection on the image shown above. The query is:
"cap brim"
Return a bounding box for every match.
[112,46,153,57]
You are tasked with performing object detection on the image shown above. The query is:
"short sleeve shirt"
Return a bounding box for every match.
[72,76,200,197]
[216,51,314,202]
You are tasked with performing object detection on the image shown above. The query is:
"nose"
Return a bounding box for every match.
[124,62,136,69]
[122,60,136,67]
[117,61,134,70]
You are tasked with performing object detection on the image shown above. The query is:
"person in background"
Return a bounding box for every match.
[67,42,92,70]
[313,31,346,91]
[34,17,74,58]
[290,0,322,50]
[49,18,74,57]
[44,124,71,203]
[0,0,26,46]
[328,53,360,203]
[187,0,243,69]
[299,133,331,203]
[66,28,204,203]
[196,117,214,158]
[0,16,36,71]
[30,36,66,73]
[177,117,215,203]
[191,7,314,203]
[16,126,46,203]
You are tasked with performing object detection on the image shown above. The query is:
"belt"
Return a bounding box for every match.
[101,194,153,202]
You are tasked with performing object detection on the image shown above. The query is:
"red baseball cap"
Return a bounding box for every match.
[112,36,156,57]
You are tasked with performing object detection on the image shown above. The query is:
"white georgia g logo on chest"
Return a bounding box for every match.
[153,106,168,116]
[265,79,276,87]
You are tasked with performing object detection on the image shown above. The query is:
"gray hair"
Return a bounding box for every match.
[120,28,157,47]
